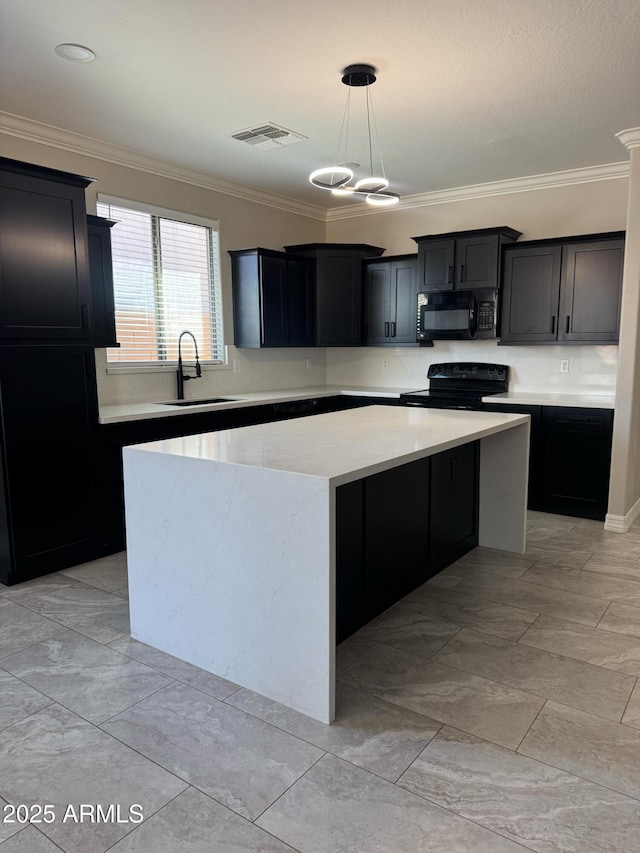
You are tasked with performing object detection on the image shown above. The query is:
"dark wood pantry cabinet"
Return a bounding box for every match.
[363,254,419,345]
[412,227,521,291]
[284,243,385,346]
[500,233,624,344]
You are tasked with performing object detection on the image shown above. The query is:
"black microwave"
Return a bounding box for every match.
[417,288,498,341]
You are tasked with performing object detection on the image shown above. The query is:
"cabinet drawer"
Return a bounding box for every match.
[542,407,613,433]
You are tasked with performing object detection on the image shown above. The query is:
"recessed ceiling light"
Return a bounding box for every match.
[54,43,96,63]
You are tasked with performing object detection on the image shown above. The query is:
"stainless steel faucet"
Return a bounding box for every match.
[176,330,202,399]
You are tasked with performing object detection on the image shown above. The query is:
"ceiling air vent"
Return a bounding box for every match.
[228,123,307,150]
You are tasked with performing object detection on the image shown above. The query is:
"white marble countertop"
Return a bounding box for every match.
[483,391,616,409]
[131,405,529,487]
[98,385,410,425]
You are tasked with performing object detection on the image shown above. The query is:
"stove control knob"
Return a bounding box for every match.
[497,367,505,375]
[489,368,495,375]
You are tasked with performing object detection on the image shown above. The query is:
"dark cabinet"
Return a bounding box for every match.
[539,407,613,520]
[412,227,521,292]
[230,248,314,348]
[284,243,384,346]
[430,442,478,560]
[87,214,119,347]
[363,255,418,345]
[500,234,624,344]
[0,157,94,343]
[0,347,103,585]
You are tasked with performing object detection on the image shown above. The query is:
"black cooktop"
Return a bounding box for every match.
[400,362,510,410]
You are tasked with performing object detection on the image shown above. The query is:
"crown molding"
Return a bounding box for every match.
[0,111,327,221]
[326,161,630,221]
[616,128,640,150]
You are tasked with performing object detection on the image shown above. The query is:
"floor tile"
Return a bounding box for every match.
[0,796,23,844]
[583,553,640,581]
[1,577,130,644]
[521,562,640,607]
[108,787,297,852]
[101,682,323,820]
[338,642,544,749]
[61,552,128,592]
[351,602,460,658]
[598,601,640,639]
[423,573,460,589]
[108,636,239,699]
[1,630,173,724]
[0,826,63,852]
[440,546,535,580]
[519,701,640,800]
[453,572,609,626]
[227,682,442,782]
[434,626,635,720]
[621,682,640,729]
[523,539,592,569]
[257,753,528,853]
[0,703,187,853]
[528,528,640,562]
[399,725,640,853]
[0,598,67,659]
[405,584,538,640]
[113,585,130,599]
[0,669,52,731]
[526,511,581,530]
[520,614,640,676]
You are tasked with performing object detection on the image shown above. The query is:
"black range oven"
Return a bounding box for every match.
[400,362,509,410]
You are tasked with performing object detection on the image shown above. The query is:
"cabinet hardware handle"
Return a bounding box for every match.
[447,265,453,284]
[391,322,396,337]
[459,264,465,283]
[565,315,571,334]
[551,315,556,334]
[80,304,90,329]
[384,321,390,337]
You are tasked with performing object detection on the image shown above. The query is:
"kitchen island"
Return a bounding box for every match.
[123,406,529,723]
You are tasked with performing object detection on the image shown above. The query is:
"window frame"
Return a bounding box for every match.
[96,194,226,372]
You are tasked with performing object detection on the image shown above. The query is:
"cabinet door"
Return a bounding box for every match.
[419,239,455,291]
[0,347,102,584]
[482,402,542,509]
[87,216,118,347]
[259,254,288,346]
[390,259,418,343]
[364,263,392,344]
[286,257,315,346]
[0,169,91,342]
[430,442,478,561]
[316,251,363,345]
[560,240,624,342]
[455,234,499,290]
[539,407,613,520]
[500,246,562,342]
[364,457,431,617]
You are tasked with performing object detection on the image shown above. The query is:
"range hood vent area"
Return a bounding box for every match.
[228,123,307,150]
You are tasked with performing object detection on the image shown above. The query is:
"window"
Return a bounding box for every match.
[96,196,223,365]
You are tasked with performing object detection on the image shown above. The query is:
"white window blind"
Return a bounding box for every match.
[96,197,223,364]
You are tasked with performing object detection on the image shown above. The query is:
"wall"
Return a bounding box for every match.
[0,133,327,404]
[326,178,628,393]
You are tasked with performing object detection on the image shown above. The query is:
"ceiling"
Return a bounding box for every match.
[2,0,640,212]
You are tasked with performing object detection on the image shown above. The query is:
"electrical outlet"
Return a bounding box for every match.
[306,358,312,370]
[560,359,570,373]
[233,358,241,374]
[383,358,390,369]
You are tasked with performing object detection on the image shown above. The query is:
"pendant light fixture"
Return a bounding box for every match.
[309,64,399,206]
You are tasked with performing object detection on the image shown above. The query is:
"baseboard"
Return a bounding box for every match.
[605,496,640,533]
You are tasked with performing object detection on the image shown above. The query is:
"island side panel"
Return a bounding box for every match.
[123,447,335,723]
[478,420,530,554]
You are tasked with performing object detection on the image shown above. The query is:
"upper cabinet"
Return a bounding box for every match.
[0,157,95,343]
[284,243,384,346]
[500,233,625,344]
[87,215,119,348]
[412,227,521,291]
[363,255,419,345]
[230,248,315,348]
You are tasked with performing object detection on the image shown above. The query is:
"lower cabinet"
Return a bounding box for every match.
[482,402,613,520]
[0,347,103,585]
[336,442,479,643]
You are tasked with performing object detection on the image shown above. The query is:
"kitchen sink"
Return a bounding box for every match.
[157,397,239,407]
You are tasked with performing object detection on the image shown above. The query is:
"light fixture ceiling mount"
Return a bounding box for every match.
[309,63,399,207]
[54,43,96,63]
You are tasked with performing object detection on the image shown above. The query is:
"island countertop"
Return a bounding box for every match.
[131,404,529,486]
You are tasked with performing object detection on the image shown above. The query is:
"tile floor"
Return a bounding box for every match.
[2,511,640,851]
